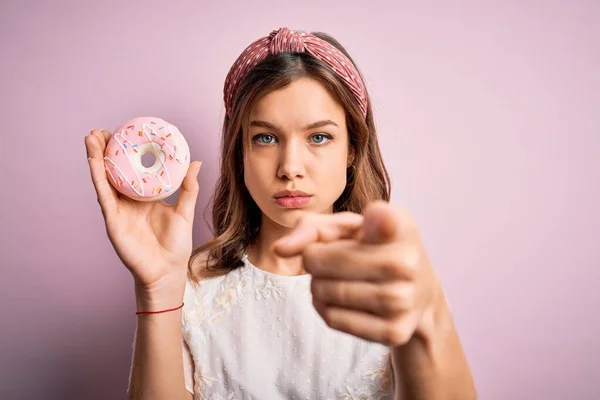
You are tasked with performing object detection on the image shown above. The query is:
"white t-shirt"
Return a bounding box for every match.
[130,255,395,399]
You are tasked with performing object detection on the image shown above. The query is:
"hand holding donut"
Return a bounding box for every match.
[85,117,201,307]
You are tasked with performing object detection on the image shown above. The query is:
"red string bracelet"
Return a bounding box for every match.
[136,302,184,315]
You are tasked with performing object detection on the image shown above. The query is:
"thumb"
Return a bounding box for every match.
[360,201,399,244]
[175,161,202,220]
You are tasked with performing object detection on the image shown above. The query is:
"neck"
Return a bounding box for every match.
[246,213,307,277]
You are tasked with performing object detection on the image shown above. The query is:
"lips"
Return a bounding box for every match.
[273,189,311,198]
[274,195,311,208]
[273,190,312,208]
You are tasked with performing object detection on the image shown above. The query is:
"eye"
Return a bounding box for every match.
[310,133,333,145]
[253,134,277,145]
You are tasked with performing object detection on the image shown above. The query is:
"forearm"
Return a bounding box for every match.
[127,288,188,400]
[392,293,477,400]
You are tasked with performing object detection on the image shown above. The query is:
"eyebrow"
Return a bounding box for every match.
[248,119,339,131]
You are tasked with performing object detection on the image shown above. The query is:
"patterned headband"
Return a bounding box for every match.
[223,27,367,118]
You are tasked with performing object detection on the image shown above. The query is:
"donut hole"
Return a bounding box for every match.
[135,142,166,174]
[141,152,157,168]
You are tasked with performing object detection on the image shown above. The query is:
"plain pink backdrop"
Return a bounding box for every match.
[1,1,598,399]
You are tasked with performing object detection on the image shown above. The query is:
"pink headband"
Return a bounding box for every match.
[223,27,367,118]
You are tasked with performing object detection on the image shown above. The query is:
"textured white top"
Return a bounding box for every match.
[130,255,395,399]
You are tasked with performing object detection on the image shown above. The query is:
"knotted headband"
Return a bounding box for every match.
[223,27,368,118]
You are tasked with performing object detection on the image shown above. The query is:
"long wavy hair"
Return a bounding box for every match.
[188,31,391,281]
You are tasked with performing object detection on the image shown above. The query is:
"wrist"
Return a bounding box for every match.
[416,276,454,341]
[391,293,450,392]
[135,293,184,313]
[391,285,477,400]
[134,271,186,312]
[394,282,454,358]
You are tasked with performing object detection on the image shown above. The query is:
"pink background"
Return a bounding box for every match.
[1,1,599,399]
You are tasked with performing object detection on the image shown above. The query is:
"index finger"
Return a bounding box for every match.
[272,211,363,257]
[85,129,119,219]
[174,161,202,222]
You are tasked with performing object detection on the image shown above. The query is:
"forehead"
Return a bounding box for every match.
[248,77,346,129]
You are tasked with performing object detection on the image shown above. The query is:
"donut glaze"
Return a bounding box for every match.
[103,117,190,201]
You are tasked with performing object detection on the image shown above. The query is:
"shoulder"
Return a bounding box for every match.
[189,248,210,274]
[188,244,242,282]
[186,246,234,291]
[187,246,219,281]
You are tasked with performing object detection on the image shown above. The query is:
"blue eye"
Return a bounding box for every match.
[310,133,332,145]
[253,133,332,146]
[254,134,276,145]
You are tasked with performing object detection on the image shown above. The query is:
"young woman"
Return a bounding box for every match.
[85,27,476,400]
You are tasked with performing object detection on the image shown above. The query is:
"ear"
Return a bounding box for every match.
[347,146,356,167]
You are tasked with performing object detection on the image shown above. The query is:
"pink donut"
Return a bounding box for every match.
[103,117,190,201]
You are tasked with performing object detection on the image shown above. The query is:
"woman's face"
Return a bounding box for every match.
[243,77,353,229]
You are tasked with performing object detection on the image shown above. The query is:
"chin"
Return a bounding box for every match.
[269,207,306,228]
[269,202,336,226]
[259,204,308,229]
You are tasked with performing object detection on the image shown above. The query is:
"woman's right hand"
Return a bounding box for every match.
[85,129,202,308]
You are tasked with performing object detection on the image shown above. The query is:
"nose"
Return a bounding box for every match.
[277,137,306,181]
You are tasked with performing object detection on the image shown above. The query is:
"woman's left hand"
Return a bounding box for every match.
[272,200,444,347]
